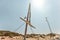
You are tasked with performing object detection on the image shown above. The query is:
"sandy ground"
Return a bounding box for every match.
[0,34,60,40]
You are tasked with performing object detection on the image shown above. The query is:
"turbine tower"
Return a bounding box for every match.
[20,3,35,40]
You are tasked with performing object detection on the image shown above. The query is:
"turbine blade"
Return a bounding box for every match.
[20,17,26,22]
[20,17,36,29]
[20,17,29,24]
[27,3,31,23]
[29,23,36,29]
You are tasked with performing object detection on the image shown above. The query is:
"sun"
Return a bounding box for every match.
[31,0,45,9]
[31,0,48,17]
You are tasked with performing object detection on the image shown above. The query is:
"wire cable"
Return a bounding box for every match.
[14,23,25,32]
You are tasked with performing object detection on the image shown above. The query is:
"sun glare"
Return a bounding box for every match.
[31,0,49,17]
[32,0,45,9]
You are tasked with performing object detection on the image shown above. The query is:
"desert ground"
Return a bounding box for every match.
[0,34,60,40]
[0,31,60,40]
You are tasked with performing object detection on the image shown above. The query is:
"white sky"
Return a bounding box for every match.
[0,0,60,34]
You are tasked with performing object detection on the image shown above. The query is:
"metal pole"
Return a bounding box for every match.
[24,2,31,40]
[24,23,28,40]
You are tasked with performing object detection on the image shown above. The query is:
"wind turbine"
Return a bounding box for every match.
[20,3,36,40]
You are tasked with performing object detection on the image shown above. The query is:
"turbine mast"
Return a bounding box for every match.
[20,2,35,40]
[24,3,31,40]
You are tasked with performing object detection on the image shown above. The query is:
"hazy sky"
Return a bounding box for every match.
[0,0,60,34]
